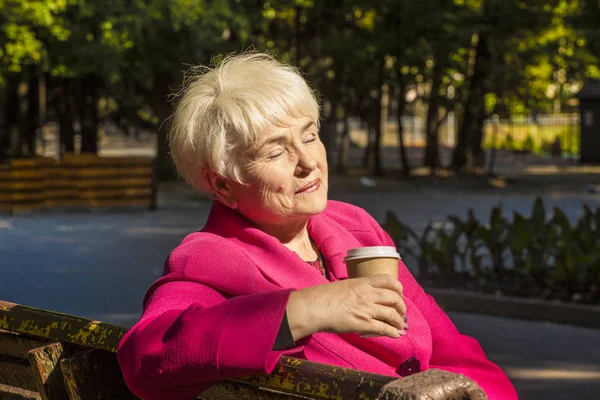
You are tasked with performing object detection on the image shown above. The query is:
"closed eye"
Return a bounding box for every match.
[268,151,284,159]
[303,133,318,144]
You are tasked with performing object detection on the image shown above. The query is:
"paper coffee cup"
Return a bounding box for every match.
[344,246,400,280]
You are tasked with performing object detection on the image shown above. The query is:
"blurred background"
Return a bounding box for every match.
[1,1,600,399]
[0,0,599,173]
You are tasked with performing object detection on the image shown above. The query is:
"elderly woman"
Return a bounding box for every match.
[117,53,517,400]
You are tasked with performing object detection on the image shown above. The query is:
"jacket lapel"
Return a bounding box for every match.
[306,210,363,281]
[203,200,362,289]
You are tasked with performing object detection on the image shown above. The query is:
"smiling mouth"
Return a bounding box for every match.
[295,179,321,194]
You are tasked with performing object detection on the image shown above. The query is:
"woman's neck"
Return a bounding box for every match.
[253,218,317,261]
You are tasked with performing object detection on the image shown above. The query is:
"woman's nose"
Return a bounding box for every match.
[295,150,317,175]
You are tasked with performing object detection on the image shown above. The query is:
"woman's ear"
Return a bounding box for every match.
[203,169,238,209]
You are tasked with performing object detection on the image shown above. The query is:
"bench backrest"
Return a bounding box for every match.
[0,300,487,399]
[0,155,157,214]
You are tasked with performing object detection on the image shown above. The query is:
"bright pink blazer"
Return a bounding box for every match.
[118,200,517,400]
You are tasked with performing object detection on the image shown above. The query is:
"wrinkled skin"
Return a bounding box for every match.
[287,274,407,341]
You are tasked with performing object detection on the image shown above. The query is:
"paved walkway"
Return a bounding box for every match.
[450,312,600,400]
[1,179,599,399]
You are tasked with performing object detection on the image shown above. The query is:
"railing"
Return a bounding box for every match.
[347,112,580,153]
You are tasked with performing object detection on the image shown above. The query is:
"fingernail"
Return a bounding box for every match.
[404,315,409,323]
[398,330,407,336]
[404,323,410,330]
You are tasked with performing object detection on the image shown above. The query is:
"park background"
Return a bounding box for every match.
[1,1,600,399]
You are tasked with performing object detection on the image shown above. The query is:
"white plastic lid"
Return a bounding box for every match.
[344,246,400,262]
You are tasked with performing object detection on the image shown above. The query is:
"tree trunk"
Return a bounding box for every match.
[452,16,491,171]
[322,98,338,168]
[0,87,6,161]
[38,72,46,155]
[395,81,411,178]
[373,60,385,177]
[322,65,342,168]
[25,65,40,156]
[3,75,19,158]
[0,79,12,161]
[16,75,28,158]
[295,6,302,66]
[424,60,444,172]
[56,79,76,155]
[80,75,100,154]
[362,119,373,169]
[487,116,499,176]
[334,115,349,175]
[154,73,177,181]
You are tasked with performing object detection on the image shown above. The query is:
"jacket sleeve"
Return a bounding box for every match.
[364,212,518,400]
[117,280,303,400]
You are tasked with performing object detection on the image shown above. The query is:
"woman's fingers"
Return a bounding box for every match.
[364,318,404,338]
[366,274,403,297]
[305,277,410,338]
[370,304,404,331]
[373,288,406,311]
[372,289,407,323]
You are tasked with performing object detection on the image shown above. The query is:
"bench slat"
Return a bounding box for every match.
[0,332,47,359]
[0,301,126,353]
[88,199,152,208]
[76,167,152,178]
[28,342,70,400]
[199,381,306,399]
[231,356,394,399]
[76,177,152,189]
[0,356,38,392]
[81,188,153,199]
[0,383,41,400]
[59,349,138,400]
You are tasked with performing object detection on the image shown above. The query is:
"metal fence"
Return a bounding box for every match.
[343,112,581,169]
[36,112,581,170]
[482,113,580,156]
[348,113,457,149]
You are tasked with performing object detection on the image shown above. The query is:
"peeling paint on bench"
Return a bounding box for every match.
[0,301,126,353]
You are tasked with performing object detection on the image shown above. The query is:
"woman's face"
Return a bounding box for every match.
[229,115,328,227]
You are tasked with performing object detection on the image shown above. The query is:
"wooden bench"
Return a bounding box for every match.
[0,300,487,400]
[0,155,157,214]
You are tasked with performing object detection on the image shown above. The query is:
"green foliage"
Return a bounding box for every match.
[383,198,600,304]
[522,134,535,152]
[0,0,72,73]
[0,0,599,169]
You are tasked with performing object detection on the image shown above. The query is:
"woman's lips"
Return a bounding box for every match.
[296,179,321,194]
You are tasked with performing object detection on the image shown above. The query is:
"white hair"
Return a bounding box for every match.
[168,52,320,193]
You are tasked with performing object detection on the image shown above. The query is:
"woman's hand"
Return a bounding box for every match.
[286,274,407,342]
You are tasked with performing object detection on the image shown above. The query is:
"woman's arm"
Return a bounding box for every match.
[285,275,407,341]
[117,281,302,400]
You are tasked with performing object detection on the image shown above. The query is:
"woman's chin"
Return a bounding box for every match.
[297,195,328,216]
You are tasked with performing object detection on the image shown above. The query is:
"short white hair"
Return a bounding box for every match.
[168,52,320,193]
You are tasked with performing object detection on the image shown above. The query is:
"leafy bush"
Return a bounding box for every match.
[522,134,535,153]
[382,198,600,304]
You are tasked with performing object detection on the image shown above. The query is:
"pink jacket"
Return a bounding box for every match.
[118,200,517,400]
